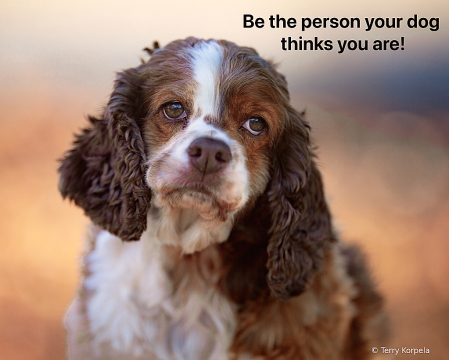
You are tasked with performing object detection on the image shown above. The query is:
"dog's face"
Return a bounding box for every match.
[59,38,334,299]
[140,39,287,252]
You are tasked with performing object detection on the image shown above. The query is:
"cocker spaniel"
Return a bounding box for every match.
[59,38,390,360]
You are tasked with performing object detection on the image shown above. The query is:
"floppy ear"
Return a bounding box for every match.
[266,107,336,300]
[58,68,151,241]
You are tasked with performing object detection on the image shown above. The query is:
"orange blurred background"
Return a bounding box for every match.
[1,1,448,359]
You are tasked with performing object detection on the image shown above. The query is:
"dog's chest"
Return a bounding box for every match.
[82,229,236,360]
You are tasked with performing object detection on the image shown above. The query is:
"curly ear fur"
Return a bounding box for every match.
[266,107,336,300]
[58,68,151,241]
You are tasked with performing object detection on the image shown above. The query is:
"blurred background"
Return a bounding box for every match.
[0,0,448,359]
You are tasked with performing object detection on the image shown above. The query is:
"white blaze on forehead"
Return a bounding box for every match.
[190,40,223,117]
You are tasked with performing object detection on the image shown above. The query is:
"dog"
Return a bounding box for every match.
[59,38,390,359]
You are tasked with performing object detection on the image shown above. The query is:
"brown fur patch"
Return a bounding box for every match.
[229,247,357,360]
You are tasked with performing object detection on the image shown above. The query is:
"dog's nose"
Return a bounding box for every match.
[187,137,232,174]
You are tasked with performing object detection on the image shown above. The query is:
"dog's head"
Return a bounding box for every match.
[59,38,335,299]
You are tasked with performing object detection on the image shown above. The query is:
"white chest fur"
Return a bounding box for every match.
[77,228,236,360]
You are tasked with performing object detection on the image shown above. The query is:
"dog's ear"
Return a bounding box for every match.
[266,107,336,300]
[58,68,151,241]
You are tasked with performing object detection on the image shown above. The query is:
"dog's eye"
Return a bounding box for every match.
[163,102,186,120]
[242,117,267,135]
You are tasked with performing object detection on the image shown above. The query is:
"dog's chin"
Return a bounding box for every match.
[150,187,243,254]
[154,186,243,221]
[171,189,221,220]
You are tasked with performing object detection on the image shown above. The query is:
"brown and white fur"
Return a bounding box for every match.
[59,38,390,360]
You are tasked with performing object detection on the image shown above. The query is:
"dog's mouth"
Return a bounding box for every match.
[154,183,242,222]
[165,182,215,200]
[147,159,247,220]
[163,186,219,219]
